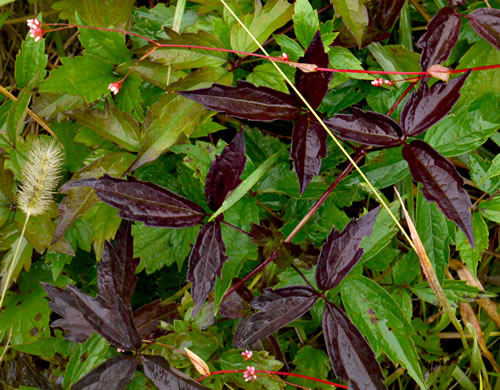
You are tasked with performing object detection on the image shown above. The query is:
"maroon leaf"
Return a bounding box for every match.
[178,81,301,121]
[133,299,177,340]
[316,207,379,291]
[141,355,209,390]
[448,0,468,5]
[324,107,403,147]
[233,286,317,348]
[187,222,228,316]
[374,0,405,30]
[402,140,474,248]
[295,31,333,109]
[205,131,246,211]
[416,7,461,71]
[68,175,205,228]
[291,113,327,195]
[466,8,500,50]
[400,71,470,137]
[72,355,138,390]
[323,302,386,390]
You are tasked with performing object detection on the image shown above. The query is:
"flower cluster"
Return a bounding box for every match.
[241,350,253,361]
[108,81,122,95]
[243,366,257,382]
[371,78,393,87]
[27,18,44,42]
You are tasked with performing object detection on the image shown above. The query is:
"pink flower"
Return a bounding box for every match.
[108,81,122,95]
[243,366,257,382]
[241,350,253,361]
[371,78,384,87]
[27,18,44,42]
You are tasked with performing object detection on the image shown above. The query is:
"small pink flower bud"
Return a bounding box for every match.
[383,79,393,86]
[108,82,122,95]
[241,350,253,360]
[280,52,289,61]
[371,78,383,87]
[27,18,45,42]
[243,366,257,382]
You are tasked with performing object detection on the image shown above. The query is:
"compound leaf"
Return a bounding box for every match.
[466,8,500,51]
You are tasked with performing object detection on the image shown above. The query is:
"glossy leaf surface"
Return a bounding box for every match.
[205,131,246,211]
[290,113,327,195]
[400,71,470,137]
[68,175,206,228]
[187,222,228,316]
[178,81,301,121]
[323,302,386,390]
[133,299,177,340]
[233,286,317,347]
[72,355,138,390]
[324,107,403,147]
[374,0,406,31]
[402,140,474,248]
[316,207,379,291]
[416,7,461,71]
[466,8,500,51]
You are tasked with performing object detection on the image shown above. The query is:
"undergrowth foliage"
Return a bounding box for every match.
[0,0,499,389]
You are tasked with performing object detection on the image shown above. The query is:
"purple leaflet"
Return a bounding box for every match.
[375,0,406,31]
[291,113,327,195]
[466,8,500,50]
[205,131,246,211]
[141,355,209,390]
[72,355,138,390]
[448,0,468,5]
[316,207,380,291]
[178,81,301,121]
[416,7,461,71]
[133,299,177,340]
[295,31,333,109]
[324,107,403,147]
[98,221,140,307]
[400,71,470,137]
[67,175,205,228]
[402,140,474,248]
[233,286,317,348]
[323,302,387,390]
[187,222,228,316]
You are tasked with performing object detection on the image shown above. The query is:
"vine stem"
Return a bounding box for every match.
[386,81,418,117]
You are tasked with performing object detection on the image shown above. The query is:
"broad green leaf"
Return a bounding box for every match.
[0,1,14,7]
[70,101,141,152]
[40,55,114,102]
[12,336,76,361]
[291,345,331,389]
[329,46,374,81]
[478,197,500,223]
[78,22,131,63]
[341,276,426,389]
[210,151,280,222]
[456,213,488,277]
[467,153,500,194]
[115,73,144,122]
[128,67,232,172]
[273,33,304,61]
[486,154,500,178]
[246,62,291,93]
[15,35,48,88]
[230,0,294,54]
[293,0,320,49]
[51,121,92,173]
[83,202,121,260]
[31,93,86,121]
[116,60,185,90]
[367,43,420,86]
[332,0,368,47]
[412,280,480,308]
[53,0,134,28]
[6,89,30,144]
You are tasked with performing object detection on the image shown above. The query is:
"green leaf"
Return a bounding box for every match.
[15,35,48,88]
[332,0,368,47]
[291,345,331,388]
[367,43,420,86]
[83,202,122,260]
[51,121,92,173]
[412,280,480,308]
[115,73,144,122]
[7,89,30,143]
[246,62,291,94]
[329,46,374,80]
[486,154,500,179]
[341,276,426,389]
[31,92,86,121]
[53,0,135,28]
[273,33,304,61]
[12,335,76,361]
[478,197,500,223]
[467,153,500,194]
[456,212,488,277]
[230,0,294,54]
[40,55,114,102]
[78,21,131,63]
[293,0,320,49]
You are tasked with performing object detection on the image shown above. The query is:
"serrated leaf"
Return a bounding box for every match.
[323,302,386,390]
[293,0,320,48]
[133,299,177,340]
[84,202,122,260]
[401,71,470,137]
[68,175,206,228]
[7,89,30,143]
[478,197,500,223]
[456,213,488,276]
[466,8,500,51]
[416,7,461,71]
[187,221,227,316]
[78,23,131,63]
[31,92,86,121]
[402,140,474,248]
[15,34,48,88]
[332,0,369,47]
[316,207,379,291]
[178,81,301,122]
[233,286,317,347]
[205,131,246,211]
[324,107,403,147]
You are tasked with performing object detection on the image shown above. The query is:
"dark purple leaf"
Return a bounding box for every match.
[178,81,301,121]
[98,221,140,307]
[295,31,333,109]
[466,8,500,50]
[402,140,474,248]
[416,7,461,71]
[400,71,471,137]
[333,24,390,48]
[324,107,403,147]
[141,355,209,390]
[187,222,228,316]
[233,286,317,348]
[72,356,138,390]
[316,207,379,291]
[133,299,177,340]
[374,0,406,30]
[205,131,246,211]
[323,303,386,390]
[291,114,327,195]
[448,0,468,5]
[218,292,251,319]
[67,175,205,228]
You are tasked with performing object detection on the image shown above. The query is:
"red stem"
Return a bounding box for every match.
[386,81,418,117]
